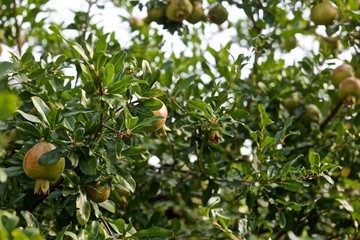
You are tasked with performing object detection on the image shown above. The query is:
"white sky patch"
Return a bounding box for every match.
[188,153,198,163]
[148,155,161,168]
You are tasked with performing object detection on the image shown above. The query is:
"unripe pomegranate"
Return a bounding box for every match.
[147,5,165,22]
[84,182,110,203]
[186,2,206,24]
[207,123,223,144]
[208,3,228,25]
[23,141,65,195]
[165,0,193,22]
[330,64,355,87]
[338,77,360,100]
[310,1,338,25]
[283,92,302,112]
[301,104,322,124]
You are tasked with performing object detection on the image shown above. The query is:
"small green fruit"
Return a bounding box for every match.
[128,17,145,29]
[165,0,193,22]
[147,1,166,22]
[282,37,298,52]
[283,92,302,112]
[208,3,228,25]
[330,64,355,87]
[310,1,338,25]
[186,2,206,24]
[84,182,111,203]
[302,104,322,124]
[338,77,360,100]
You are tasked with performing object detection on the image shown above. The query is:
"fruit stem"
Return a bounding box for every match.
[320,99,344,131]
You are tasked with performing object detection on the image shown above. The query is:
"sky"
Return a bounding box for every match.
[0,0,352,73]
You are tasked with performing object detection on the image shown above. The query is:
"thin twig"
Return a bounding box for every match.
[81,0,95,43]
[320,99,344,131]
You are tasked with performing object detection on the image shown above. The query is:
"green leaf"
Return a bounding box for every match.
[172,74,197,97]
[280,181,303,192]
[20,211,39,228]
[0,62,15,79]
[187,99,215,119]
[309,149,320,173]
[122,146,149,162]
[104,63,115,86]
[76,190,91,226]
[17,122,41,138]
[275,211,286,229]
[31,96,51,125]
[79,156,98,175]
[275,117,293,144]
[17,110,42,124]
[107,78,148,94]
[99,200,116,213]
[132,226,173,238]
[124,106,138,131]
[0,168,7,183]
[230,109,249,121]
[280,154,302,177]
[38,147,67,165]
[115,168,136,194]
[258,104,273,129]
[260,136,276,153]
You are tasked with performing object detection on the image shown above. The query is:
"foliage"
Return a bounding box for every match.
[0,0,360,239]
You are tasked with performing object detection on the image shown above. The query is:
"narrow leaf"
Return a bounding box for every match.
[76,190,91,226]
[31,96,50,125]
[133,226,173,238]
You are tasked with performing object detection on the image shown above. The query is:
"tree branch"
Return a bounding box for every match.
[320,99,344,131]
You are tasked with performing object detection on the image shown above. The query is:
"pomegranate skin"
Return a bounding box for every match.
[23,141,65,195]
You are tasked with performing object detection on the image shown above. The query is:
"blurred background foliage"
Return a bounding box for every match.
[0,0,359,239]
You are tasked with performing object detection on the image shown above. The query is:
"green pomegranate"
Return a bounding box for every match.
[310,1,338,25]
[208,3,228,25]
[186,1,206,24]
[147,5,165,22]
[84,182,110,203]
[283,92,302,112]
[23,141,65,195]
[330,64,355,87]
[165,0,193,22]
[301,104,322,124]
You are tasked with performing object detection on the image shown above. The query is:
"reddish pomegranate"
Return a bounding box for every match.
[23,141,65,195]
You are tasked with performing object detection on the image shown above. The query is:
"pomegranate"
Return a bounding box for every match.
[330,64,355,87]
[208,3,228,25]
[141,98,168,133]
[165,0,193,22]
[23,141,65,195]
[310,1,338,25]
[84,182,110,203]
[339,77,360,100]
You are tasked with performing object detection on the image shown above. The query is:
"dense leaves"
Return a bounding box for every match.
[0,0,360,239]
